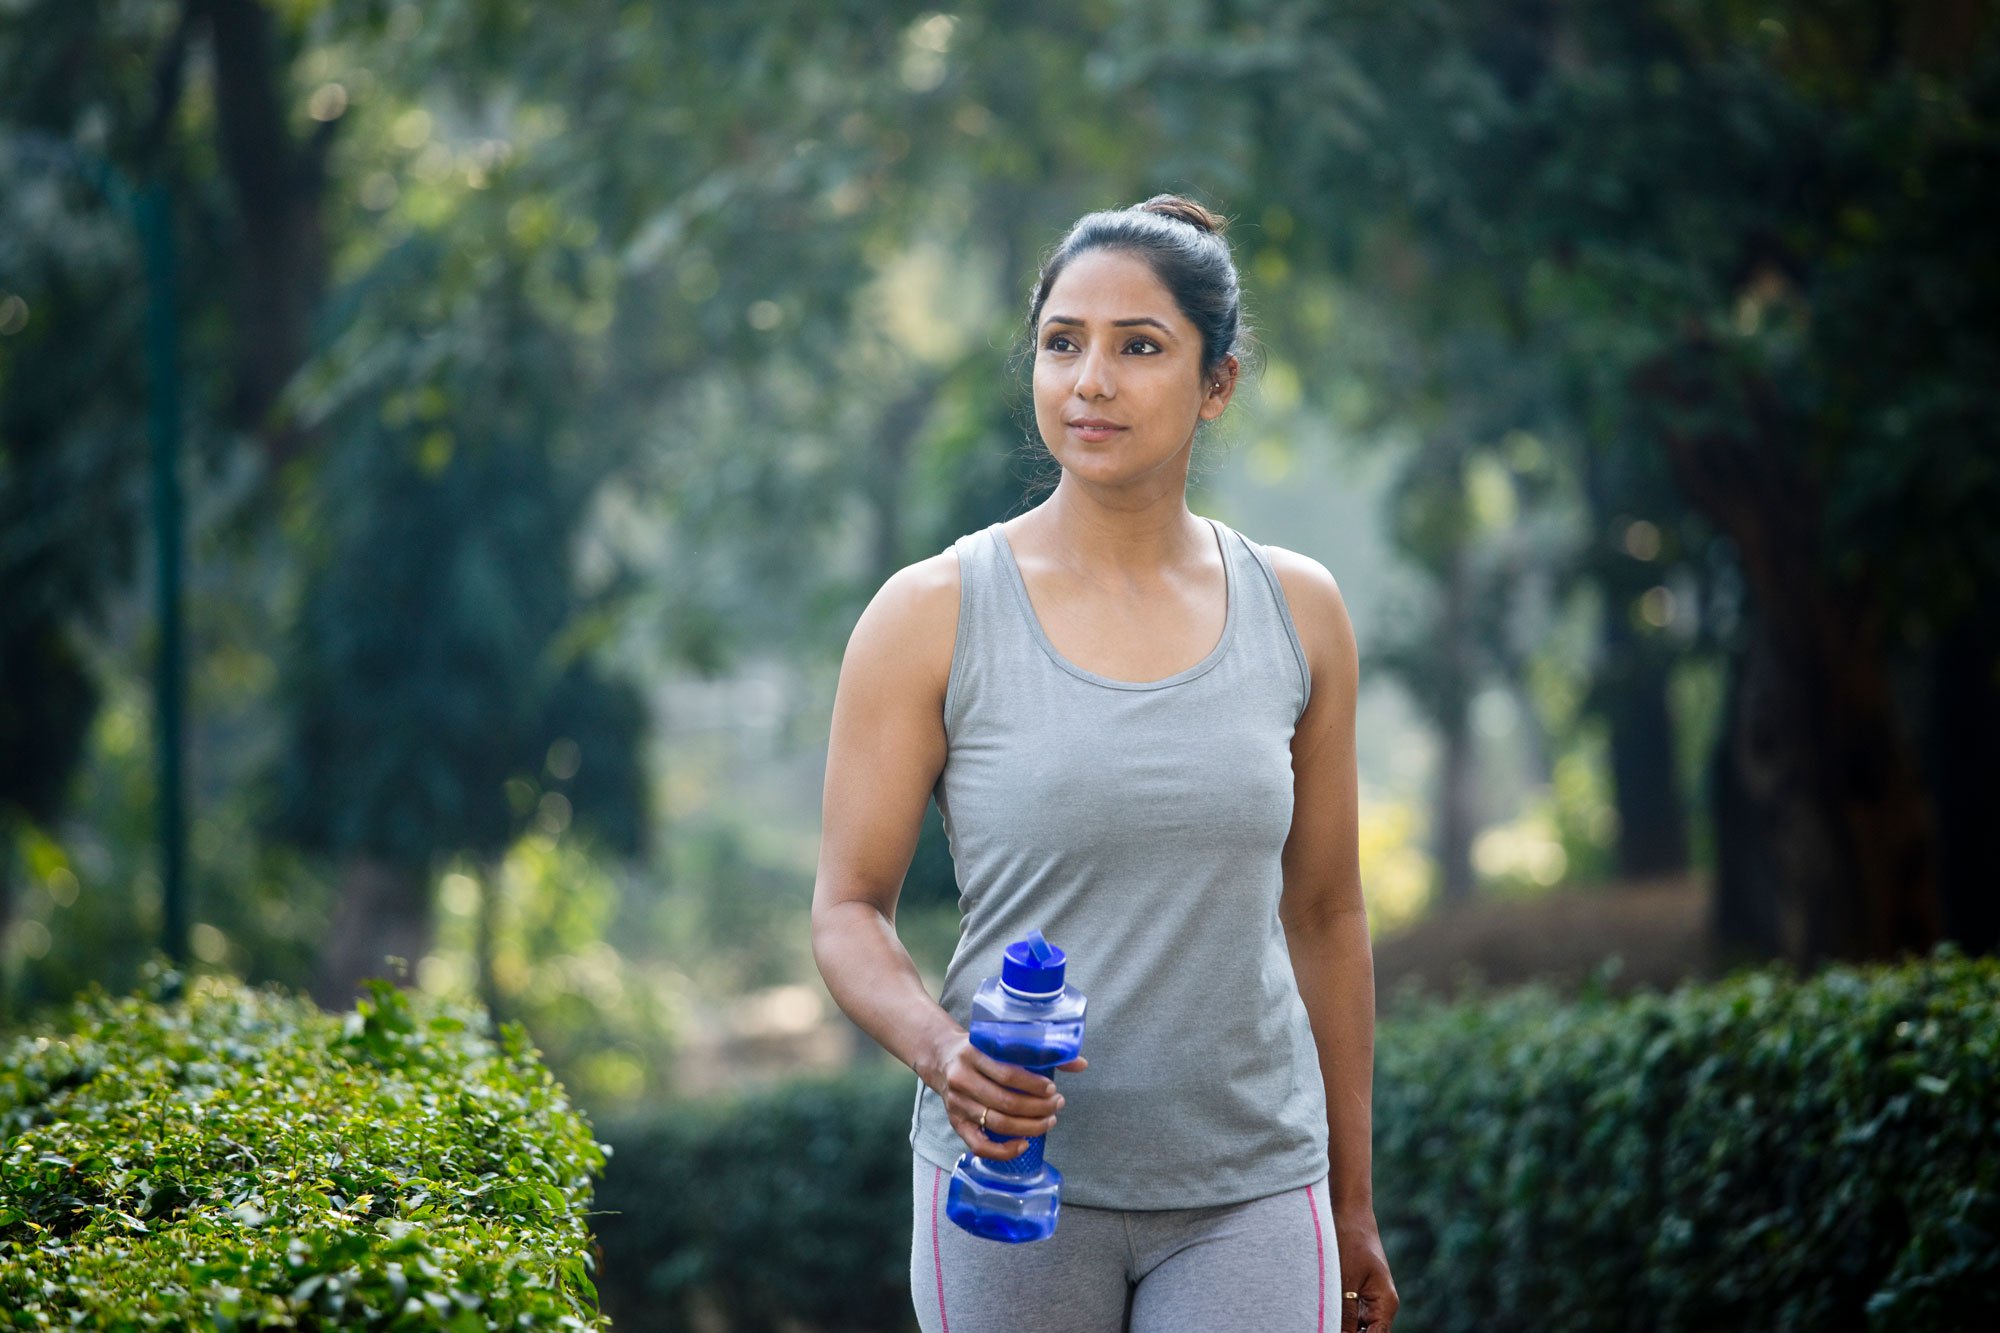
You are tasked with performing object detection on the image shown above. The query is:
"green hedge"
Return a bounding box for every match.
[591,947,1996,1332]
[0,963,610,1330]
[1373,945,1998,1332]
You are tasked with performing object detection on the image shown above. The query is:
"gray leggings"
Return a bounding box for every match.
[911,1155,1340,1333]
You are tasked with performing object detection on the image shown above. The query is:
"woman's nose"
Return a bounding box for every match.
[1073,344,1114,399]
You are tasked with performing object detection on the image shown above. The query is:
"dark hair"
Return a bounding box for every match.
[1027,194,1248,379]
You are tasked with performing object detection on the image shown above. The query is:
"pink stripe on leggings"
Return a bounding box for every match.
[931,1167,951,1333]
[1306,1183,1325,1333]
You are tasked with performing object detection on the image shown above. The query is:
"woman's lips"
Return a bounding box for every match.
[1068,419,1125,441]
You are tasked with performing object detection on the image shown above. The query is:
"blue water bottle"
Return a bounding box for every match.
[945,930,1088,1243]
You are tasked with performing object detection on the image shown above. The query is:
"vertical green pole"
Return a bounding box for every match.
[137,180,187,965]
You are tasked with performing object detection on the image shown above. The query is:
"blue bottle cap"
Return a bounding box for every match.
[1001,930,1066,998]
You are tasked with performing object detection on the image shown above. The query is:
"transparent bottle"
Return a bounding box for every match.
[945,930,1088,1243]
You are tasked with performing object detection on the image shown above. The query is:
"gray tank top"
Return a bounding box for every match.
[907,516,1330,1209]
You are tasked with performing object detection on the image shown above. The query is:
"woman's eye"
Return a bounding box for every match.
[1041,334,1159,353]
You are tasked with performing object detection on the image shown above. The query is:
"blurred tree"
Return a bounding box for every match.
[272,206,649,1006]
[1543,2,1995,962]
[1569,409,1697,883]
[1373,438,1483,905]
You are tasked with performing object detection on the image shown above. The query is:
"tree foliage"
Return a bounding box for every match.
[3,0,1994,1026]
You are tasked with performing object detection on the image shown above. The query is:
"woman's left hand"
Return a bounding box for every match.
[1334,1203,1399,1333]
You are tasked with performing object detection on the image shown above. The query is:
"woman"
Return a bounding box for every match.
[811,195,1400,1333]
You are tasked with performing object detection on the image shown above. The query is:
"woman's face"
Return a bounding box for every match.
[1032,248,1234,494]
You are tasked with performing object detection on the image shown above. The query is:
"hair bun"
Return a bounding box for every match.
[1135,193,1227,237]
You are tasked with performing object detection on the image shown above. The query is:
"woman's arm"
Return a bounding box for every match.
[810,552,1070,1159]
[1269,547,1401,1330]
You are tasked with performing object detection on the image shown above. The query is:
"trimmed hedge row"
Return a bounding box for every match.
[590,947,1997,1332]
[1372,945,1998,1332]
[0,964,610,1330]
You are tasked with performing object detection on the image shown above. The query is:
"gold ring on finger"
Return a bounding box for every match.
[979,1106,990,1131]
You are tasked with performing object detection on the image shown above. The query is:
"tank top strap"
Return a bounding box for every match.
[941,524,1037,733]
[1213,520,1313,722]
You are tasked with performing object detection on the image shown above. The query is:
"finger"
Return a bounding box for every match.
[948,1108,1034,1159]
[942,1087,1026,1142]
[980,1104,1059,1139]
[945,1088,1058,1144]
[955,1063,1062,1119]
[971,1052,1063,1101]
[1055,1056,1088,1072]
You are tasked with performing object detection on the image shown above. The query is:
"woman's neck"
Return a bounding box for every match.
[1018,473,1211,585]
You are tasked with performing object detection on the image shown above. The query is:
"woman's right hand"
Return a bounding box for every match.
[928,1032,1088,1160]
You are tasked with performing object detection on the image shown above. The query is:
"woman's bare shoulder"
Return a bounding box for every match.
[1260,544,1343,613]
[840,548,962,698]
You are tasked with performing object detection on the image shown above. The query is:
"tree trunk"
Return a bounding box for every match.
[311,855,431,1010]
[201,0,333,464]
[1929,604,2000,955]
[1434,551,1479,906]
[1435,712,1478,905]
[1709,631,1783,962]
[1711,608,1853,964]
[1575,386,1690,883]
[1637,345,1941,966]
[1599,609,1690,880]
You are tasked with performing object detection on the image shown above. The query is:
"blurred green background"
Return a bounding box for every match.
[3,0,1996,1326]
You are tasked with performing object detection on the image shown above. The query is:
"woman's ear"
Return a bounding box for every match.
[1198,354,1240,421]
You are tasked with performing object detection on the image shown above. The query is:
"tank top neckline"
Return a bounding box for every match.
[984,516,1239,692]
